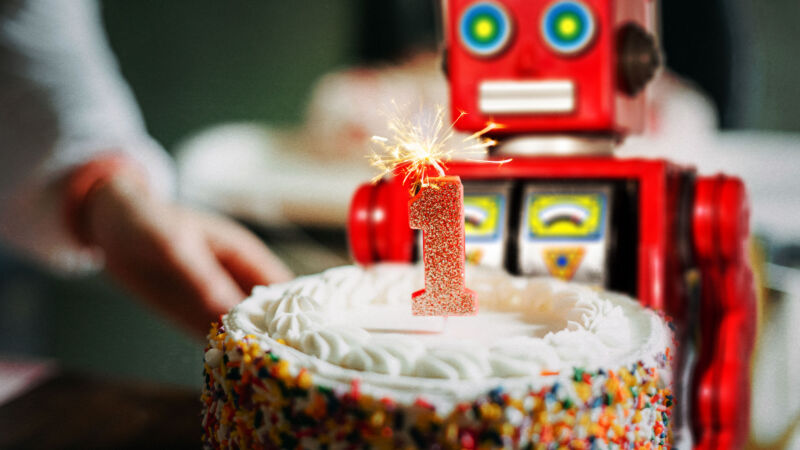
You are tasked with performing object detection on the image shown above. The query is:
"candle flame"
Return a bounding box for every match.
[369,103,504,192]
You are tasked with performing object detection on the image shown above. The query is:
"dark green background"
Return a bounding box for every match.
[103,0,360,151]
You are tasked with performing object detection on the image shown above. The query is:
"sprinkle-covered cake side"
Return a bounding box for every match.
[201,322,673,449]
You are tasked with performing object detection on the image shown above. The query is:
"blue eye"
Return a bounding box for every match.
[542,1,596,55]
[459,2,513,57]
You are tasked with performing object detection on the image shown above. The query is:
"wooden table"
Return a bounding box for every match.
[0,372,200,449]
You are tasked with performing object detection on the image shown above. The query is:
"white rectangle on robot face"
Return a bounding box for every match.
[462,183,513,270]
[516,184,612,285]
[479,80,575,114]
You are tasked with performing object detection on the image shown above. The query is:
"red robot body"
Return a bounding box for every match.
[348,0,756,448]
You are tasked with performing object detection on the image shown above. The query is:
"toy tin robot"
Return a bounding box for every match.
[348,1,756,448]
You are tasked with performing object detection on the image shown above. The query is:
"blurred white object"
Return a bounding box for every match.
[0,357,55,406]
[176,123,370,226]
[749,264,800,446]
[305,53,449,163]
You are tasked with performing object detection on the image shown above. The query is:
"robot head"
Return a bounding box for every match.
[445,0,660,137]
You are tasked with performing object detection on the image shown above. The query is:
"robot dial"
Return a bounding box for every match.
[541,0,597,55]
[459,1,514,57]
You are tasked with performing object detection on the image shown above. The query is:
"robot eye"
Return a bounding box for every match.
[459,2,513,57]
[541,1,596,55]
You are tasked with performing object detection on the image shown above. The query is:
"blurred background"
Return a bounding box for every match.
[1,0,799,448]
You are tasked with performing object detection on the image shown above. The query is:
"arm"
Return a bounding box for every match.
[0,0,292,335]
[0,0,174,271]
[692,175,757,449]
[78,164,291,334]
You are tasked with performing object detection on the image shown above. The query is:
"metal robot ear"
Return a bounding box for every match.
[616,23,661,97]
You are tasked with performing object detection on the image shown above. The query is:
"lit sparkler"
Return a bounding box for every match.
[369,103,507,192]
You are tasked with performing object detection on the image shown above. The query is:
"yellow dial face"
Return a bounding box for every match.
[527,193,605,239]
[464,194,504,240]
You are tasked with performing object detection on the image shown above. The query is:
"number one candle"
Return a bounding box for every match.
[368,105,501,316]
[409,176,477,316]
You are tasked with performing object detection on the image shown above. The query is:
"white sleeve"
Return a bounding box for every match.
[0,0,176,273]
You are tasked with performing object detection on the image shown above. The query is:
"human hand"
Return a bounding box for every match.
[83,171,293,337]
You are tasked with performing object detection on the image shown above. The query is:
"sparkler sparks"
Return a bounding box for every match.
[369,103,506,192]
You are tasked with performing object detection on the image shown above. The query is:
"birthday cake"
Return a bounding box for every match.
[201,264,674,449]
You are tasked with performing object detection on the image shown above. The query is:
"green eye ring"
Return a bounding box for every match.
[460,1,513,57]
[542,1,596,55]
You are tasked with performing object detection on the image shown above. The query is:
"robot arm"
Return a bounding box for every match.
[691,175,757,449]
[348,178,414,265]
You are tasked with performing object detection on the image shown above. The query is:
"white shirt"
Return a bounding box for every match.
[0,0,174,273]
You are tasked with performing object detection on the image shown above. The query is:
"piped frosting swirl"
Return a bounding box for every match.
[226,264,671,387]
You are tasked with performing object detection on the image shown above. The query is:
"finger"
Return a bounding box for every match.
[203,218,294,292]
[168,237,248,310]
[139,236,247,335]
[104,257,234,338]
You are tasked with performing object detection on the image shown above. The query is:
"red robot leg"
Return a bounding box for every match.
[692,175,757,450]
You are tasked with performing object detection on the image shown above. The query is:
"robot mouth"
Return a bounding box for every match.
[478,80,575,115]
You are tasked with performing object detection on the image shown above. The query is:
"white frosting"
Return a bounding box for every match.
[224,264,672,412]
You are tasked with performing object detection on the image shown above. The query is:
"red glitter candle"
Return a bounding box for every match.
[408,176,477,316]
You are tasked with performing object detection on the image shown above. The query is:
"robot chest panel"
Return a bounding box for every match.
[461,179,636,290]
